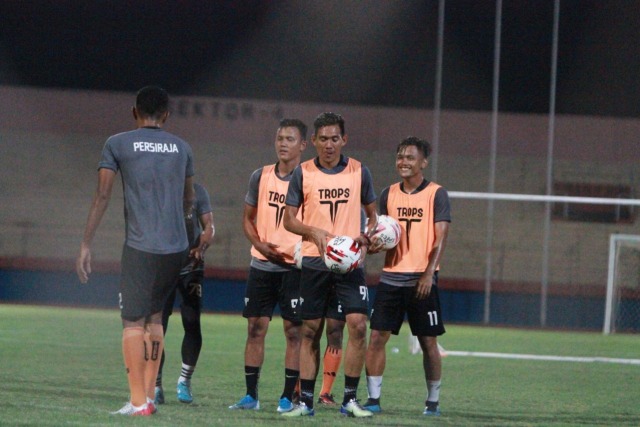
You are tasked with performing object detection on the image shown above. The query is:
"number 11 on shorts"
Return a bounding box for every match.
[427,310,438,326]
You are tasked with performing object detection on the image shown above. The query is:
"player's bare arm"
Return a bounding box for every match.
[76,168,116,284]
[355,202,378,259]
[283,204,333,256]
[190,211,214,261]
[183,176,196,217]
[242,203,287,264]
[415,221,450,300]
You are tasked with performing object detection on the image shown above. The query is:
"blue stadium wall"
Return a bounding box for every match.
[1,267,628,331]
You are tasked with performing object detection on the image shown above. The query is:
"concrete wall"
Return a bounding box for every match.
[1,85,639,295]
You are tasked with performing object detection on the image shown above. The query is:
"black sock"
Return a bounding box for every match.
[300,379,316,409]
[343,375,360,405]
[281,368,299,400]
[244,365,260,399]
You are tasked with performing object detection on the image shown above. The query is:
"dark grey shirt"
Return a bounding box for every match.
[98,127,195,254]
[180,183,212,275]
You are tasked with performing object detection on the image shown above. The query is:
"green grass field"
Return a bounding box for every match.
[1,304,639,426]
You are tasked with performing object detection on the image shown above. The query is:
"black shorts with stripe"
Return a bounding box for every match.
[243,267,302,323]
[369,279,445,337]
[119,244,188,321]
[299,267,368,320]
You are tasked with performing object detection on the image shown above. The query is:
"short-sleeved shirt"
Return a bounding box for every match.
[179,182,213,275]
[189,183,213,247]
[378,179,451,287]
[286,155,376,270]
[98,127,194,254]
[245,163,300,273]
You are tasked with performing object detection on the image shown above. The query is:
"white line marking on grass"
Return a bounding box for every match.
[446,351,640,365]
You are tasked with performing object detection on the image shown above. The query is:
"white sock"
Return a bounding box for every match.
[366,375,383,399]
[179,363,196,384]
[427,380,441,403]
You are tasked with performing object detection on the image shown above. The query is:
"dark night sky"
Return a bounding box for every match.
[1,1,639,117]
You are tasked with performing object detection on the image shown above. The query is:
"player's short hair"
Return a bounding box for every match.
[136,86,169,119]
[313,112,345,136]
[397,136,432,159]
[279,118,308,140]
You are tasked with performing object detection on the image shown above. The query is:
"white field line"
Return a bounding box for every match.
[445,351,640,365]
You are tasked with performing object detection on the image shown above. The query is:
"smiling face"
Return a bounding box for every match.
[396,144,427,182]
[312,124,347,168]
[275,126,306,164]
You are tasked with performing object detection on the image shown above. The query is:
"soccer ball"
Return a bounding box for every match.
[324,235,362,274]
[293,240,302,269]
[370,215,402,250]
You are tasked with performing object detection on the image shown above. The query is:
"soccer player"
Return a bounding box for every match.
[228,118,307,413]
[298,248,348,408]
[282,112,377,418]
[76,86,199,416]
[317,207,368,406]
[363,136,451,416]
[155,182,214,405]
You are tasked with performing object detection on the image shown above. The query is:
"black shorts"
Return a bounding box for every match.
[326,289,346,322]
[299,267,368,320]
[164,269,204,316]
[119,245,188,321]
[369,281,445,337]
[243,267,301,323]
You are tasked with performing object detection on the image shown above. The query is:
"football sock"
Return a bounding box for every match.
[427,380,441,403]
[122,326,146,407]
[320,346,342,395]
[156,349,165,387]
[179,362,196,385]
[244,365,261,399]
[281,368,299,400]
[300,379,316,409]
[144,324,164,401]
[366,375,383,399]
[343,375,360,405]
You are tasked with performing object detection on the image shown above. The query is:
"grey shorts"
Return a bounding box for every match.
[119,244,188,321]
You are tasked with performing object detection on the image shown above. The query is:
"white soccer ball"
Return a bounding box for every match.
[293,240,302,269]
[324,235,362,274]
[370,215,402,250]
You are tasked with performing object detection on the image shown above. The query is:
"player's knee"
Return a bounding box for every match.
[346,318,367,341]
[368,330,389,349]
[284,325,301,343]
[247,318,269,340]
[147,312,163,325]
[300,321,322,342]
[421,336,438,354]
[181,310,200,332]
[183,320,201,337]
